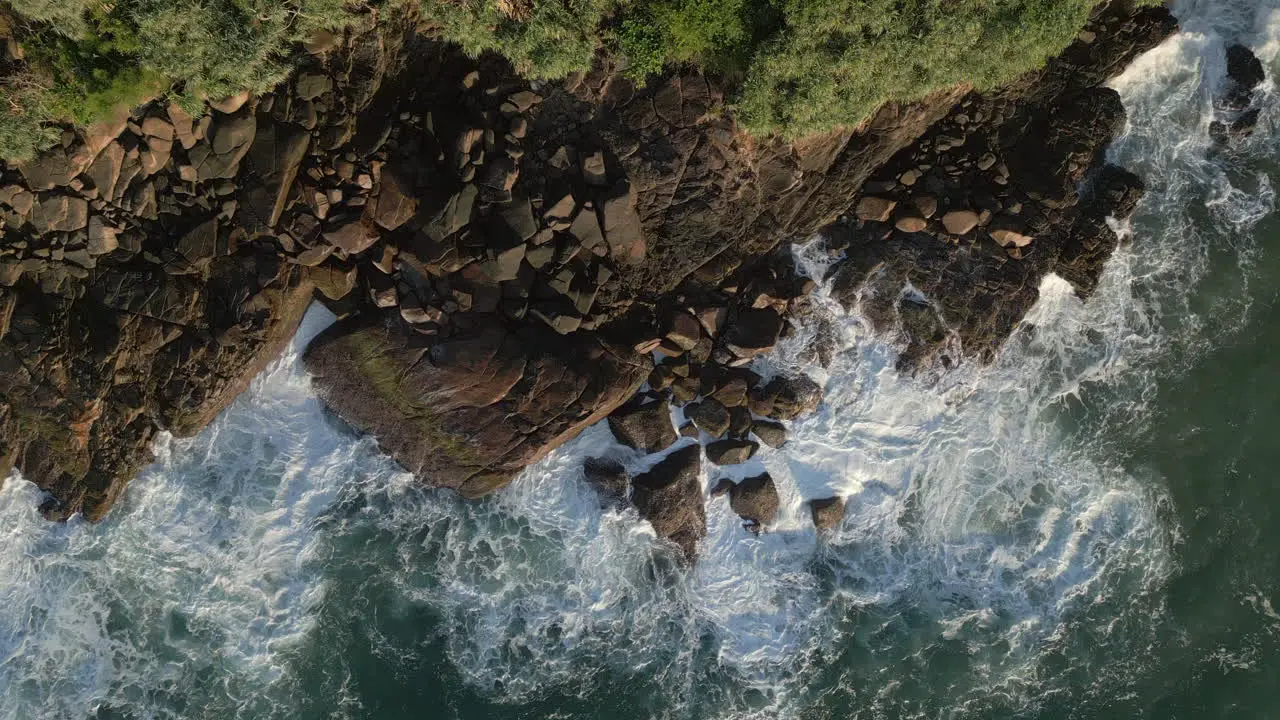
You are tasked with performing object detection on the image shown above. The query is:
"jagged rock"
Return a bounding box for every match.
[705,438,758,465]
[324,218,380,254]
[311,262,358,300]
[630,445,705,560]
[728,406,752,437]
[85,141,125,202]
[599,181,645,263]
[29,195,89,233]
[752,419,788,448]
[18,144,94,191]
[990,227,1033,248]
[583,457,629,502]
[729,472,779,528]
[686,398,730,437]
[306,314,650,497]
[242,120,311,228]
[1227,44,1265,94]
[367,165,418,231]
[608,396,677,453]
[809,496,845,530]
[764,375,822,420]
[665,311,702,350]
[87,216,119,255]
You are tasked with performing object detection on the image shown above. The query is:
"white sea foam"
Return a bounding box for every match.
[0,1,1276,718]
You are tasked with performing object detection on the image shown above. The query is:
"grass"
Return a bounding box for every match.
[0,0,1158,162]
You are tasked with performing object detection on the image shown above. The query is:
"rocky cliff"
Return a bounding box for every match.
[0,2,1176,553]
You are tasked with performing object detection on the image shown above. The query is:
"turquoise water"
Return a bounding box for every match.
[3,2,1280,718]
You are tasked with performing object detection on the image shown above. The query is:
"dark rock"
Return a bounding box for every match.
[630,445,705,560]
[729,472,779,527]
[727,406,752,437]
[608,396,677,453]
[583,457,629,502]
[679,421,699,438]
[724,308,783,358]
[809,496,845,530]
[705,438,758,465]
[752,419,788,448]
[324,217,380,254]
[764,375,822,420]
[686,398,730,437]
[367,165,418,231]
[1226,44,1265,93]
[710,477,734,498]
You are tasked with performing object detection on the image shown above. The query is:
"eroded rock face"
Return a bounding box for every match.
[304,313,650,497]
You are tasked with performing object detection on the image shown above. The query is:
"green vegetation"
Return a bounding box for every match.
[0,0,1156,161]
[1,0,356,161]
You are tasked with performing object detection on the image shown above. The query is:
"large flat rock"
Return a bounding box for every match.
[304,314,651,497]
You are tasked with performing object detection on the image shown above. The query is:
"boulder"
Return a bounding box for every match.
[686,398,730,437]
[630,445,705,560]
[729,473,779,528]
[895,215,928,233]
[367,166,418,231]
[855,196,896,222]
[665,311,702,350]
[809,496,845,530]
[599,181,646,264]
[724,307,783,358]
[608,396,677,453]
[17,144,94,191]
[764,375,822,420]
[705,438,758,465]
[324,218,380,254]
[990,227,1034,248]
[29,194,89,233]
[306,314,650,497]
[752,419,787,448]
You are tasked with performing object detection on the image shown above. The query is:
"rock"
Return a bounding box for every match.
[1227,44,1265,92]
[608,396,677,453]
[18,144,94,191]
[990,227,1034,248]
[705,439,758,465]
[210,91,250,114]
[177,218,219,267]
[809,496,845,530]
[895,215,928,233]
[87,216,119,255]
[583,151,608,186]
[140,116,174,142]
[941,209,980,235]
[729,473,779,527]
[694,306,727,337]
[764,375,822,420]
[367,166,418,231]
[295,72,333,100]
[752,419,787,448]
[543,193,576,228]
[630,445,705,560]
[167,103,198,149]
[306,314,649,498]
[913,195,938,219]
[686,398,730,437]
[679,421,699,439]
[724,307,783,358]
[311,262,358,300]
[507,90,541,111]
[712,376,749,407]
[710,478,734,498]
[665,311,702,351]
[242,120,311,228]
[29,194,89,233]
[324,218,380,254]
[569,203,606,250]
[583,457,629,502]
[599,181,645,264]
[856,196,897,222]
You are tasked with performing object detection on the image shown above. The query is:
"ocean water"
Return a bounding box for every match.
[3,1,1280,718]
